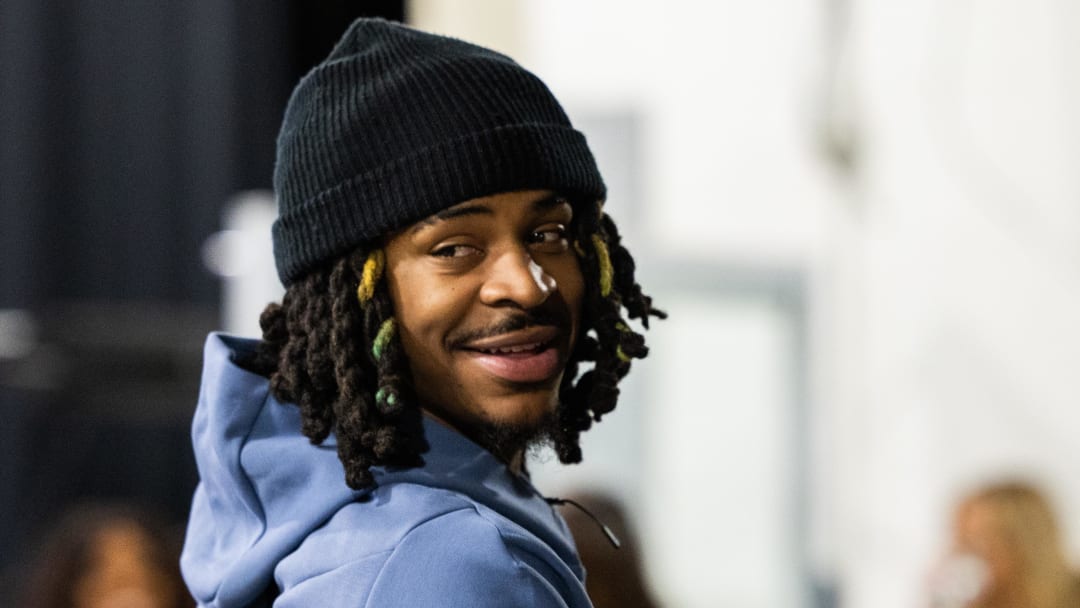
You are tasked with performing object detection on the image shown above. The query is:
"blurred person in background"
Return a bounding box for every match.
[18,502,191,608]
[560,491,660,608]
[928,480,1080,608]
[181,17,663,608]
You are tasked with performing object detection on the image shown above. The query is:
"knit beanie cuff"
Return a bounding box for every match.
[272,123,604,284]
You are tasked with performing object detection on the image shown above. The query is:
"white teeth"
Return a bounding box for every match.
[483,342,540,354]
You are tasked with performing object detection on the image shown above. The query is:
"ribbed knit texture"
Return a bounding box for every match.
[271,18,607,285]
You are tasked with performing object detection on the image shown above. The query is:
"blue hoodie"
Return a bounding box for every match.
[181,333,592,607]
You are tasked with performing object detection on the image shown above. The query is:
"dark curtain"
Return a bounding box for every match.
[0,0,403,592]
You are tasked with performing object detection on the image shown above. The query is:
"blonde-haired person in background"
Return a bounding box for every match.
[929,481,1080,608]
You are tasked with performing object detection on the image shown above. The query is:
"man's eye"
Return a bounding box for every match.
[431,244,478,258]
[530,226,568,245]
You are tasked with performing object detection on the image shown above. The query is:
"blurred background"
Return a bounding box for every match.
[2,1,1078,607]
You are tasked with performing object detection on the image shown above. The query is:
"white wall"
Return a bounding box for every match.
[831,1,1080,605]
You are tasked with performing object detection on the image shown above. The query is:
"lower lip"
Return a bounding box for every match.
[466,345,562,384]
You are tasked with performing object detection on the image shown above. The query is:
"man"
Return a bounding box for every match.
[181,18,663,608]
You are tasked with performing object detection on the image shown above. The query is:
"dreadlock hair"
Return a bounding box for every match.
[248,250,425,489]
[249,198,665,490]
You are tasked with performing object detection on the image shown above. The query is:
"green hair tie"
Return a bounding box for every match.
[372,318,396,361]
[375,387,398,407]
[615,345,632,363]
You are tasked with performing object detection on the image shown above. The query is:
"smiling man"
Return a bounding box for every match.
[181,18,663,608]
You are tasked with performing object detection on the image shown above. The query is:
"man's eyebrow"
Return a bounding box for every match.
[408,193,571,234]
[410,204,493,234]
[531,193,571,213]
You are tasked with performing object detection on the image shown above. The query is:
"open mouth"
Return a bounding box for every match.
[460,327,563,384]
[470,340,550,356]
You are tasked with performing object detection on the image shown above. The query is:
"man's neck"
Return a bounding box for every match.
[421,409,528,475]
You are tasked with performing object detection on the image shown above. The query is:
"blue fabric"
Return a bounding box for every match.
[181,333,591,607]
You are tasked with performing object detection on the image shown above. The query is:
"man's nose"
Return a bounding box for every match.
[479,250,557,309]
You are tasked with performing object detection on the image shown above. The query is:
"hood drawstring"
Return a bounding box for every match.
[545,497,621,549]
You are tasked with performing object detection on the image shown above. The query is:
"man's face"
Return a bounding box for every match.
[384,189,584,455]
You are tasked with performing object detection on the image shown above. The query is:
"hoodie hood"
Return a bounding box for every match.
[181,333,582,607]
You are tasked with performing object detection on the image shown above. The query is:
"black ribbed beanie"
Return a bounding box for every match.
[272,18,607,285]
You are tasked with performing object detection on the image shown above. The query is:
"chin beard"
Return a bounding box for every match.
[475,409,558,466]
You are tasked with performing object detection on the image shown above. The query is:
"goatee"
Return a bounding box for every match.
[476,409,558,467]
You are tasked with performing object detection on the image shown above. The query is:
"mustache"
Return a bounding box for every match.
[450,309,567,347]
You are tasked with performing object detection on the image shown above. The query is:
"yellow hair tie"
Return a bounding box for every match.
[356,250,385,304]
[615,345,632,363]
[591,234,613,297]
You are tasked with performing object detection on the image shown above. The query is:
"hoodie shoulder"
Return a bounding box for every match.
[366,506,577,607]
[274,490,586,608]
